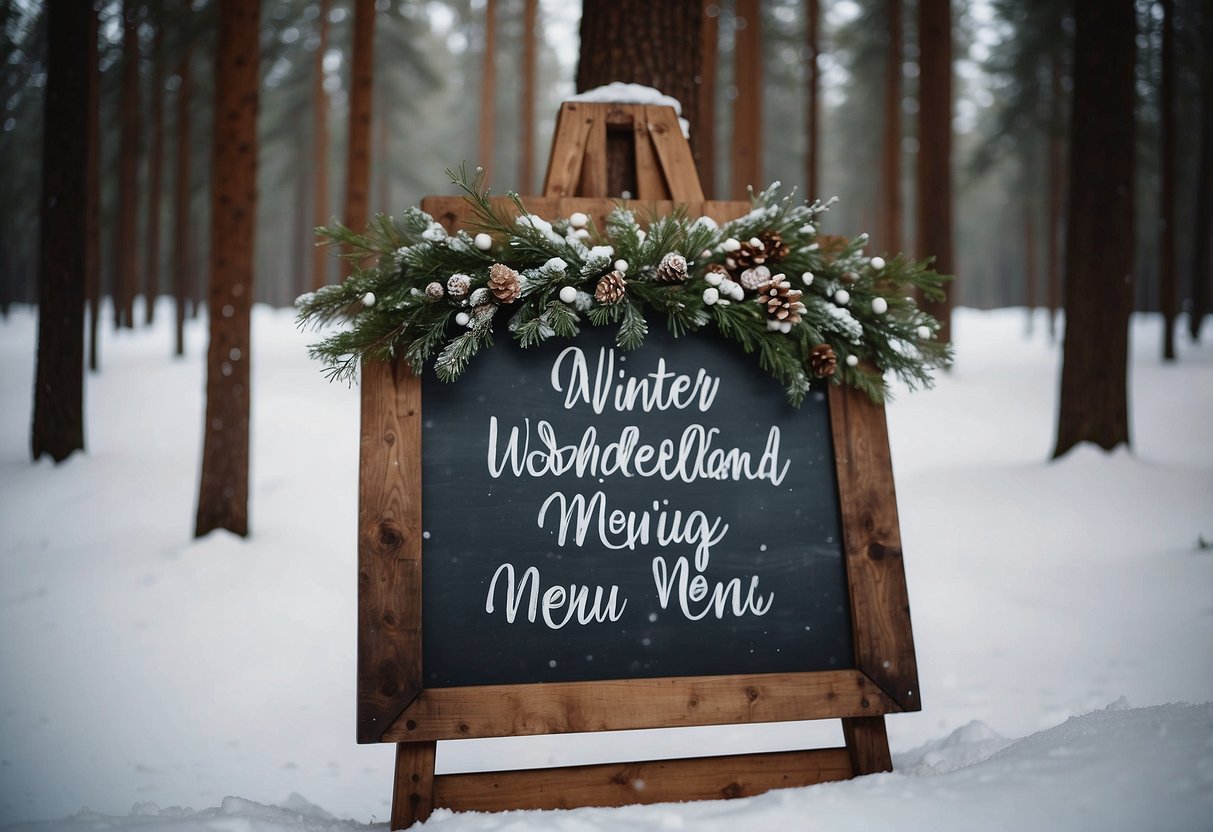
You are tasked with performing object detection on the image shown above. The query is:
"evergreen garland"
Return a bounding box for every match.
[297,165,952,405]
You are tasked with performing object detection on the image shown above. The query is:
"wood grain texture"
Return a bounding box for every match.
[827,382,920,712]
[431,747,854,813]
[381,670,898,742]
[842,716,893,774]
[390,740,437,829]
[542,103,594,198]
[645,105,705,202]
[633,113,668,200]
[357,357,424,742]
[577,108,609,197]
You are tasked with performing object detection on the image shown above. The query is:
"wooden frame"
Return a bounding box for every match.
[358,106,919,828]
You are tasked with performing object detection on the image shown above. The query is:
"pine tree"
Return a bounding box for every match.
[86,1,101,371]
[312,0,332,290]
[1054,0,1136,457]
[196,0,260,537]
[1159,0,1177,359]
[144,0,166,325]
[114,0,140,329]
[880,0,902,254]
[916,0,953,342]
[32,1,89,463]
[343,0,375,271]
[172,0,193,356]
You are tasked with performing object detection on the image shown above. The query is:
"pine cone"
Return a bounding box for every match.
[733,231,788,271]
[739,265,771,291]
[656,251,689,283]
[759,230,789,261]
[446,273,471,299]
[488,263,521,303]
[595,270,627,304]
[809,344,837,377]
[755,277,807,324]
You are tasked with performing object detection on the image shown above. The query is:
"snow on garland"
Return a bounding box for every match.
[296,165,952,405]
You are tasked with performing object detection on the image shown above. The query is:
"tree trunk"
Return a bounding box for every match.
[880,0,903,254]
[730,0,761,198]
[1053,0,1135,458]
[1190,3,1213,342]
[343,0,374,275]
[173,0,192,357]
[1046,50,1065,339]
[915,0,952,343]
[311,0,331,291]
[114,0,140,329]
[1159,0,1176,359]
[145,6,165,325]
[1024,183,1038,331]
[805,0,820,200]
[33,2,89,463]
[86,1,101,372]
[478,0,497,182]
[576,0,704,195]
[697,1,718,198]
[519,0,537,192]
[195,0,260,538]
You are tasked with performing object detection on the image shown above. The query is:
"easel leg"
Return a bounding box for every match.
[842,716,892,775]
[390,740,437,830]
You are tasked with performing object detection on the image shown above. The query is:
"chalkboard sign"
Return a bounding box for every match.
[421,324,855,688]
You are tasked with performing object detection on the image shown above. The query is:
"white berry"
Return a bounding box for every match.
[614,259,629,273]
[705,271,723,286]
[559,286,578,304]
[569,212,588,229]
[871,297,889,315]
[749,236,763,248]
[801,272,814,286]
[723,237,741,252]
[846,354,859,367]
[766,319,781,331]
[834,289,851,305]
[778,321,793,333]
[454,311,470,327]
[702,287,720,305]
[474,233,493,251]
[917,325,932,340]
[361,292,376,307]
[574,228,591,241]
[870,256,886,271]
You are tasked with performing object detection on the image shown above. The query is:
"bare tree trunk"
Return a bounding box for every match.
[880,0,902,254]
[33,2,89,463]
[915,0,952,342]
[1191,4,1213,342]
[311,0,331,291]
[145,5,165,325]
[730,0,761,198]
[196,0,260,537]
[805,0,820,200]
[1046,51,1065,339]
[1159,0,1177,359]
[343,0,374,275]
[1054,0,1135,458]
[697,1,718,198]
[1024,184,1038,331]
[173,0,192,357]
[114,0,140,329]
[519,0,537,192]
[86,1,101,372]
[576,0,704,194]
[478,0,497,182]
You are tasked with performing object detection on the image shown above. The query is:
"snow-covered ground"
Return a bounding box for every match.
[1,302,1211,830]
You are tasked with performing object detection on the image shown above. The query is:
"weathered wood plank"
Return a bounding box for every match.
[577,106,609,197]
[842,716,893,774]
[390,740,437,829]
[633,112,668,201]
[382,670,898,742]
[646,104,705,202]
[828,381,921,712]
[541,102,594,199]
[357,357,423,743]
[432,747,854,813]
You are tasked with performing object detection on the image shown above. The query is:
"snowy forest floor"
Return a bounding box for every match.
[1,302,1211,831]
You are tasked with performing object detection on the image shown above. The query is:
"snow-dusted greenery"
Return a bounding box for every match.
[297,165,952,404]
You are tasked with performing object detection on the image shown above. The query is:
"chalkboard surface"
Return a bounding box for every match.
[421,324,854,688]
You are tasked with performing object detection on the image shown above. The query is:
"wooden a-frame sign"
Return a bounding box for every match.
[358,102,921,829]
